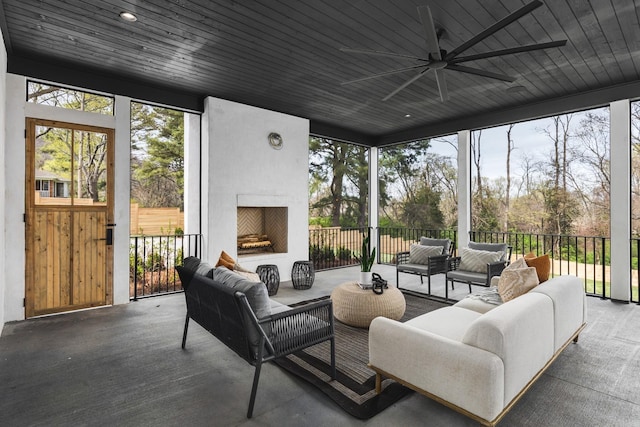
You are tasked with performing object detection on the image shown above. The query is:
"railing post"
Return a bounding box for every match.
[133,236,139,301]
[601,237,607,299]
[636,238,640,305]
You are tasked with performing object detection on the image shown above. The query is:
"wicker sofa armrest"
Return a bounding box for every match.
[487,260,509,279]
[258,299,334,358]
[396,251,410,265]
[428,253,451,274]
[448,256,462,271]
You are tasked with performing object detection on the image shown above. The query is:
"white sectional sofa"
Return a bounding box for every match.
[368,275,587,426]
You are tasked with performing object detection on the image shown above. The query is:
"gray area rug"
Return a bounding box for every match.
[274,293,449,419]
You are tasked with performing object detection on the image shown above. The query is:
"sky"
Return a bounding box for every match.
[427,106,610,181]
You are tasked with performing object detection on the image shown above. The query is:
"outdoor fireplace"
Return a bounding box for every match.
[237,206,288,256]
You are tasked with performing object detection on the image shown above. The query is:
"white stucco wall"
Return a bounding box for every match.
[4,74,26,323]
[202,97,310,280]
[0,32,7,332]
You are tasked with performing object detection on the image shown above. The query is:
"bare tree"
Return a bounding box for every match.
[569,110,610,236]
[540,115,575,235]
[504,123,516,230]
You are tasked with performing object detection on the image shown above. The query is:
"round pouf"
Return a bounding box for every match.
[256,264,280,296]
[331,282,406,328]
[291,261,315,290]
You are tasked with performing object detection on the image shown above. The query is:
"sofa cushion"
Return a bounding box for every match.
[183,256,202,273]
[456,288,503,313]
[462,293,554,406]
[468,242,509,261]
[458,247,504,273]
[405,306,482,342]
[196,262,214,277]
[408,244,443,264]
[420,237,451,255]
[211,266,271,319]
[497,267,539,302]
[524,252,551,282]
[530,275,586,351]
[182,256,214,277]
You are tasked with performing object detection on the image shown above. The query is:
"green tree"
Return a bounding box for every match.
[309,137,368,227]
[130,105,185,208]
[31,85,112,202]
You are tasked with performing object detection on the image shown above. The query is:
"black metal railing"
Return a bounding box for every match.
[308,226,368,270]
[372,227,622,300]
[377,228,458,263]
[632,238,640,304]
[130,233,202,300]
[470,231,610,299]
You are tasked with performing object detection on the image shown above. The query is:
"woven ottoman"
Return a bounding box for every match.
[330,281,406,328]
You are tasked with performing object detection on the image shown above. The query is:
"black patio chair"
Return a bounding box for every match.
[176,266,336,418]
[396,237,454,294]
[445,242,513,300]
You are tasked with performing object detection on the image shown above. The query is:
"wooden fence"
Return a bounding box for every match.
[130,204,184,235]
[36,195,185,235]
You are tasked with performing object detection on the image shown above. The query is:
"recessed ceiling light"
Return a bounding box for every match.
[119,11,137,22]
[405,114,411,118]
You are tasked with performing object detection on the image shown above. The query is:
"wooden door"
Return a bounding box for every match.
[25,119,114,317]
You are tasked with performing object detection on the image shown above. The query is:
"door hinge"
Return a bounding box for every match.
[24,129,27,139]
[23,213,26,223]
[23,298,26,307]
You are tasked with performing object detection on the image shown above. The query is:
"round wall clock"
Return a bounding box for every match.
[268,132,283,150]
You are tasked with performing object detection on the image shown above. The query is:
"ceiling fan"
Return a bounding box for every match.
[340,0,566,102]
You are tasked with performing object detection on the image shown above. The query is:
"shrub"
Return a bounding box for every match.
[336,246,352,261]
[310,244,335,262]
[145,252,165,271]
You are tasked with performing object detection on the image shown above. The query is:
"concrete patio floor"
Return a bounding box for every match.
[1,265,639,426]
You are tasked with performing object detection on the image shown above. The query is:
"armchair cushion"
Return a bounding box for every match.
[458,247,505,273]
[446,269,491,284]
[408,244,444,264]
[469,242,509,261]
[420,237,451,255]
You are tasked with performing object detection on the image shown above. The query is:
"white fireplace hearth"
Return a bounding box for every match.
[202,97,310,281]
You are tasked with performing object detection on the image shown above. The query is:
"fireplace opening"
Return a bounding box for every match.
[237,207,288,256]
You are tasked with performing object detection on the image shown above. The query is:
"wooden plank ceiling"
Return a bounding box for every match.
[1,0,639,145]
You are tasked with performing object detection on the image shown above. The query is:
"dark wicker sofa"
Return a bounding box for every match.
[176,259,335,418]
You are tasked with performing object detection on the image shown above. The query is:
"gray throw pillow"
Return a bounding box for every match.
[211,266,271,319]
[195,261,214,277]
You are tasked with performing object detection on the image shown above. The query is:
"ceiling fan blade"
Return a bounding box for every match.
[341,65,428,85]
[447,64,516,82]
[434,68,449,101]
[418,6,441,59]
[382,69,430,101]
[340,47,425,61]
[450,40,567,64]
[445,0,543,60]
